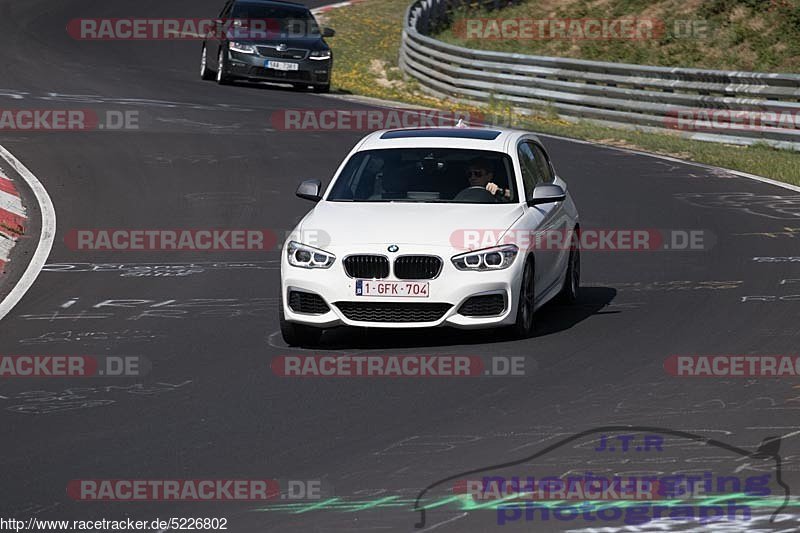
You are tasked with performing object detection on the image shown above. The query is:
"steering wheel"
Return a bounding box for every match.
[452,186,499,203]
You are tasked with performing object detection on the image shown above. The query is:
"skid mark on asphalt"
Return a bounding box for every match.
[565,513,800,532]
[1,380,192,415]
[417,512,468,531]
[183,191,259,205]
[588,280,743,291]
[154,117,273,134]
[0,89,256,112]
[147,154,250,166]
[17,297,277,322]
[42,261,278,277]
[753,257,800,263]
[18,329,163,344]
[737,227,800,239]
[675,192,800,219]
[543,383,800,443]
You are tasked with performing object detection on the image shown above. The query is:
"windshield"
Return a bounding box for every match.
[231,3,319,35]
[327,148,518,203]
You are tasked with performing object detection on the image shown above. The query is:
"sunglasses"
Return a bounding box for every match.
[468,168,488,177]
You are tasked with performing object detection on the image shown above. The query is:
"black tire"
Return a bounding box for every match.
[279,307,323,347]
[216,48,231,85]
[510,258,535,339]
[200,44,215,80]
[312,83,330,93]
[557,233,580,304]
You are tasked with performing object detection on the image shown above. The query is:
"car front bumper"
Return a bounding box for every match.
[227,50,331,84]
[280,244,525,329]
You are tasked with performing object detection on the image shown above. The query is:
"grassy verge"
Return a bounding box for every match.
[434,0,800,73]
[321,0,800,186]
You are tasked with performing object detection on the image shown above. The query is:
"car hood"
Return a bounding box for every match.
[297,201,525,250]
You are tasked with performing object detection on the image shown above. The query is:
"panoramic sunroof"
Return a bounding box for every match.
[380,128,502,140]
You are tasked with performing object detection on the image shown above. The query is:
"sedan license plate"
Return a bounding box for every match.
[356,280,429,298]
[266,60,299,71]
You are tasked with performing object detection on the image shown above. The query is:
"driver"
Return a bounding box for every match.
[467,158,511,201]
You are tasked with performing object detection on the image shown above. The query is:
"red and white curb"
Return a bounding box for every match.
[0,169,27,273]
[0,145,56,321]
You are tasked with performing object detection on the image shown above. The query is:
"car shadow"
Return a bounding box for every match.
[535,286,618,336]
[224,79,340,94]
[225,79,298,92]
[312,286,617,350]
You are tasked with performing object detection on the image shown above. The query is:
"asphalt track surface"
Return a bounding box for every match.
[1,0,800,531]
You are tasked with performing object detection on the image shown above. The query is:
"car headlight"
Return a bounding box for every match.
[309,50,331,60]
[229,41,257,54]
[452,244,518,271]
[287,241,335,269]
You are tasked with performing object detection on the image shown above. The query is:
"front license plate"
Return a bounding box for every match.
[266,60,299,71]
[356,280,429,298]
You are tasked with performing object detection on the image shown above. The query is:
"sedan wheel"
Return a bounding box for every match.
[216,49,230,85]
[511,259,535,338]
[558,233,581,303]
[200,45,214,80]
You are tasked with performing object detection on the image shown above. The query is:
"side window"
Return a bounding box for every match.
[517,142,542,200]
[531,144,555,183]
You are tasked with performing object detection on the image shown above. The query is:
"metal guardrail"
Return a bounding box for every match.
[399,0,800,150]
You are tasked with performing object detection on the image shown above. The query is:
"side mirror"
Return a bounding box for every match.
[527,184,566,206]
[322,27,336,37]
[296,179,322,202]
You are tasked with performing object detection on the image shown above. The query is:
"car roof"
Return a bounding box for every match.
[354,126,535,152]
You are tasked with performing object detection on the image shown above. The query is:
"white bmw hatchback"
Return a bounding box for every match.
[279,126,580,346]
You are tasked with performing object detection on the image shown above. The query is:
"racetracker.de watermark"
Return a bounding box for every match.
[454,18,663,40]
[0,355,148,377]
[665,355,800,377]
[64,229,280,251]
[452,18,713,40]
[271,109,483,131]
[0,110,138,131]
[665,109,800,132]
[67,479,324,501]
[67,18,318,40]
[450,228,711,251]
[271,355,528,377]
[454,477,664,501]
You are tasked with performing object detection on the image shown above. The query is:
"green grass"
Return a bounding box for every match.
[435,0,800,72]
[321,0,800,185]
